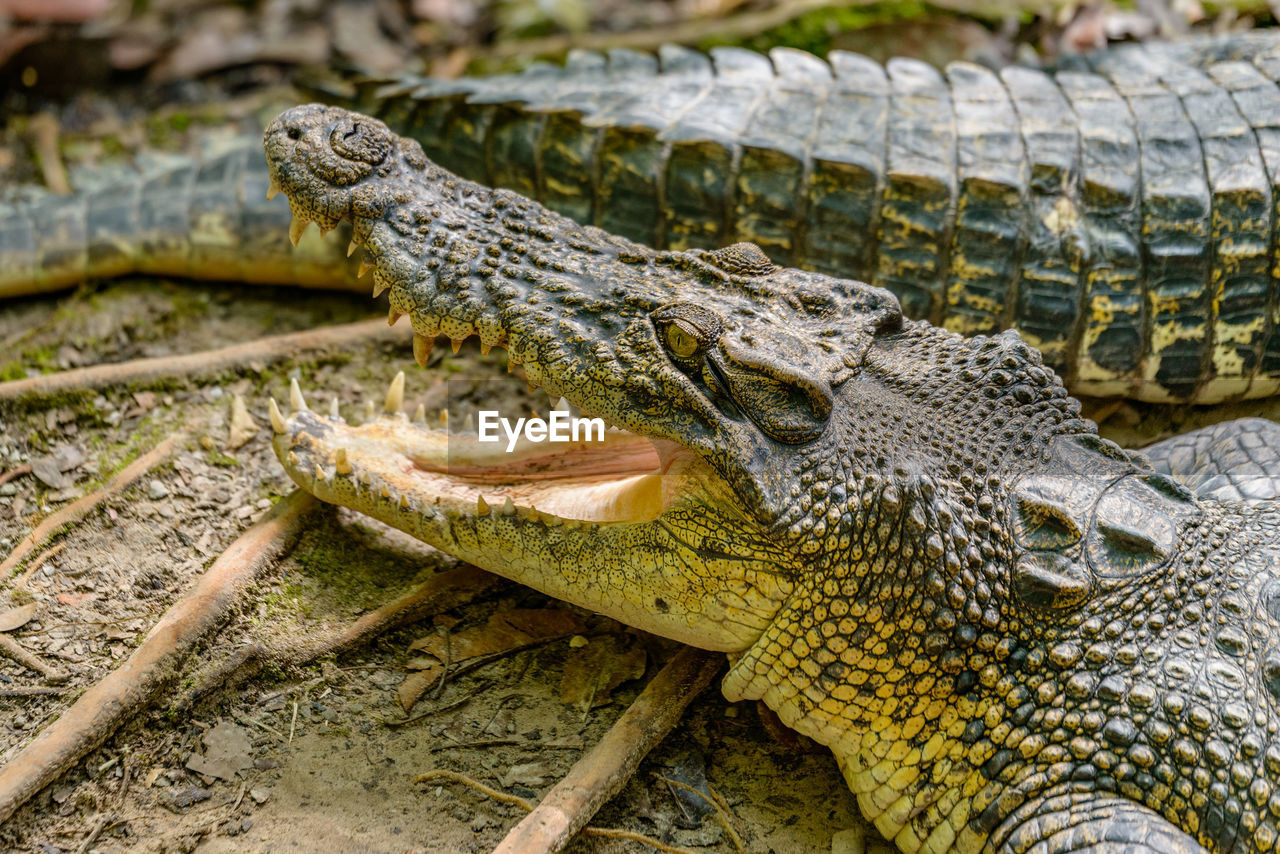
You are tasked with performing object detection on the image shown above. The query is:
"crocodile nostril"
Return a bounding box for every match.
[287,127,302,140]
[344,124,360,140]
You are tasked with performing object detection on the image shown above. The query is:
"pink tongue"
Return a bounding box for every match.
[412,440,661,484]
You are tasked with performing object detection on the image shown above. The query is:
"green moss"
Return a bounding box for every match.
[205,450,241,468]
[700,1,935,57]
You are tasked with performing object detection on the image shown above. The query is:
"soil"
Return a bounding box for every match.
[2,4,1280,851]
[3,271,1278,854]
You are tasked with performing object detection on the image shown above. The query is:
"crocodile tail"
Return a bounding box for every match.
[365,36,1280,404]
[0,136,368,300]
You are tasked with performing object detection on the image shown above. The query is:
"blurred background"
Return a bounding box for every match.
[1,0,1267,188]
[0,0,1267,103]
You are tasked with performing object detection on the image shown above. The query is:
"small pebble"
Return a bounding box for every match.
[148,479,170,500]
[249,787,270,805]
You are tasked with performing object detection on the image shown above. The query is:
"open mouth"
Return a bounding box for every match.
[269,371,710,531]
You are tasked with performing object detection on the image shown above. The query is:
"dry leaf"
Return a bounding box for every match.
[0,603,38,633]
[397,608,584,710]
[560,635,647,708]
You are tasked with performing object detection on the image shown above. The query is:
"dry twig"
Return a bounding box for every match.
[657,776,746,853]
[491,646,722,854]
[27,112,70,196]
[0,489,318,824]
[0,463,31,488]
[11,542,65,593]
[415,770,699,854]
[0,317,404,403]
[0,432,186,580]
[173,564,501,710]
[0,633,67,683]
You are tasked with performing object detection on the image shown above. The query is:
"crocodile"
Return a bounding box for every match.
[263,103,1280,854]
[10,32,1280,402]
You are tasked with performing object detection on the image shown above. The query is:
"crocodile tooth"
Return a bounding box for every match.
[288,451,300,467]
[388,308,403,326]
[358,259,373,278]
[329,397,340,419]
[413,404,426,424]
[372,270,391,299]
[413,333,433,368]
[268,398,286,433]
[289,378,308,412]
[346,239,358,258]
[438,410,449,429]
[385,371,405,412]
[543,512,562,527]
[334,447,351,475]
[501,496,516,516]
[380,483,391,499]
[266,183,280,201]
[463,413,475,433]
[450,337,465,355]
[364,400,376,422]
[288,216,310,247]
[400,493,411,509]
[477,495,490,515]
[554,397,571,412]
[317,224,331,238]
[313,463,325,481]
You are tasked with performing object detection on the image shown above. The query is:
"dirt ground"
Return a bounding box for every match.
[0,276,907,854]
[2,271,1279,854]
[4,2,1280,852]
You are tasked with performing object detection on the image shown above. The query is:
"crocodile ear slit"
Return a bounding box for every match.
[1013,552,1092,611]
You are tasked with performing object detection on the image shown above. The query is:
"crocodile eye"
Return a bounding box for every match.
[664,321,701,359]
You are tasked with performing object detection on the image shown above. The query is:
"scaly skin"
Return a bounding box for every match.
[11,33,1280,402]
[263,104,1280,854]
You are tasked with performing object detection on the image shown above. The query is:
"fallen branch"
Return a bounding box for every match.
[11,542,65,593]
[657,776,745,853]
[174,563,502,711]
[0,317,404,404]
[0,432,186,580]
[27,113,71,196]
[0,634,67,683]
[490,646,722,854]
[0,686,66,697]
[0,463,31,488]
[0,489,318,825]
[417,770,699,854]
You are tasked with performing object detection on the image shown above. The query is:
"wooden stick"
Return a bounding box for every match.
[0,489,317,824]
[0,634,66,683]
[0,432,185,580]
[0,464,31,488]
[0,317,404,403]
[28,113,71,196]
[173,563,501,711]
[11,542,65,592]
[416,770,700,854]
[491,646,722,854]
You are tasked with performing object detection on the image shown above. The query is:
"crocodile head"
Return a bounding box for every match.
[266,103,1196,657]
[262,104,1122,650]
[263,104,910,646]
